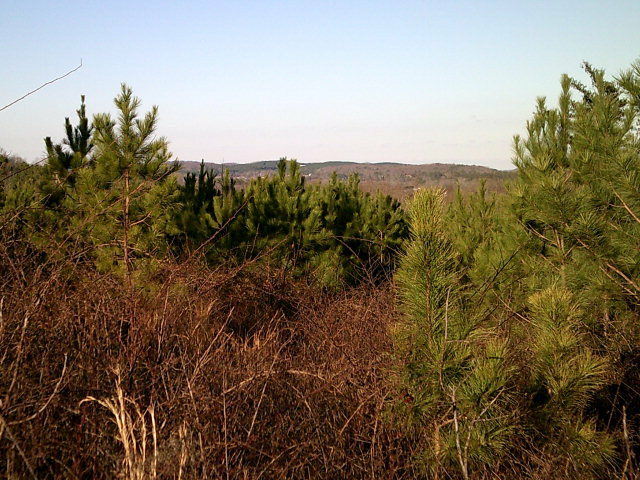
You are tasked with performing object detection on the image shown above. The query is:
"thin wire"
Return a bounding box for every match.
[0,59,83,113]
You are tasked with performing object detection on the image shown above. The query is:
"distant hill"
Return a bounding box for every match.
[179,160,517,199]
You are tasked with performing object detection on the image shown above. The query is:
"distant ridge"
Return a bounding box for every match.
[179,160,516,199]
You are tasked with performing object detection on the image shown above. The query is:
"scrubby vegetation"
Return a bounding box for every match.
[179,160,515,201]
[1,60,639,478]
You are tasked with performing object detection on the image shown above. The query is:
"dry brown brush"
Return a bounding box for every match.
[0,236,420,479]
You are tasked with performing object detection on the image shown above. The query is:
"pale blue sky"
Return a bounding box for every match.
[1,1,639,169]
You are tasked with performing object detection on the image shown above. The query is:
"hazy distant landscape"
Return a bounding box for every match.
[182,160,516,198]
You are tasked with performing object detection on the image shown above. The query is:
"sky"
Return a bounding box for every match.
[1,1,639,170]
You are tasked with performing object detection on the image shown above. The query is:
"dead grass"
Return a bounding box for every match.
[1,229,627,479]
[0,236,420,479]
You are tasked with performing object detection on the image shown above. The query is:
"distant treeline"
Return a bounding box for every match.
[180,159,516,200]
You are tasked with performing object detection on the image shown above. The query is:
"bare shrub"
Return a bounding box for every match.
[0,236,418,478]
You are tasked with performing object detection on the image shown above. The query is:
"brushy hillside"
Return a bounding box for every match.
[2,60,640,479]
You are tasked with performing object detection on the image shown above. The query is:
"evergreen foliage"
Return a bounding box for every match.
[306,171,406,285]
[4,86,181,281]
[4,58,640,477]
[79,84,181,277]
[394,60,640,477]
[447,180,498,272]
[243,158,309,254]
[44,95,93,190]
[172,160,244,254]
[505,61,640,475]
[394,189,517,478]
[172,157,407,286]
[2,88,406,287]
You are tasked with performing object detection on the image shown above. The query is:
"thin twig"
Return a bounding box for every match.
[222,370,229,480]
[9,354,68,426]
[0,414,38,480]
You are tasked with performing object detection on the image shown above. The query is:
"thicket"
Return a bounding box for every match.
[1,60,640,479]
[1,85,406,289]
[174,158,406,286]
[393,61,640,478]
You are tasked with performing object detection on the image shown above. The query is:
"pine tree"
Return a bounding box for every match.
[174,160,221,247]
[72,84,180,279]
[44,95,93,189]
[305,172,406,286]
[526,285,615,474]
[0,100,94,253]
[244,158,309,257]
[172,161,245,256]
[394,188,517,478]
[467,60,640,476]
[447,180,497,272]
[169,158,406,285]
[0,152,42,219]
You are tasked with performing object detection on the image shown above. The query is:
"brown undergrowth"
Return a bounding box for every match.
[0,239,421,479]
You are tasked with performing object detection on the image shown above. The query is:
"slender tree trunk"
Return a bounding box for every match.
[123,167,132,289]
